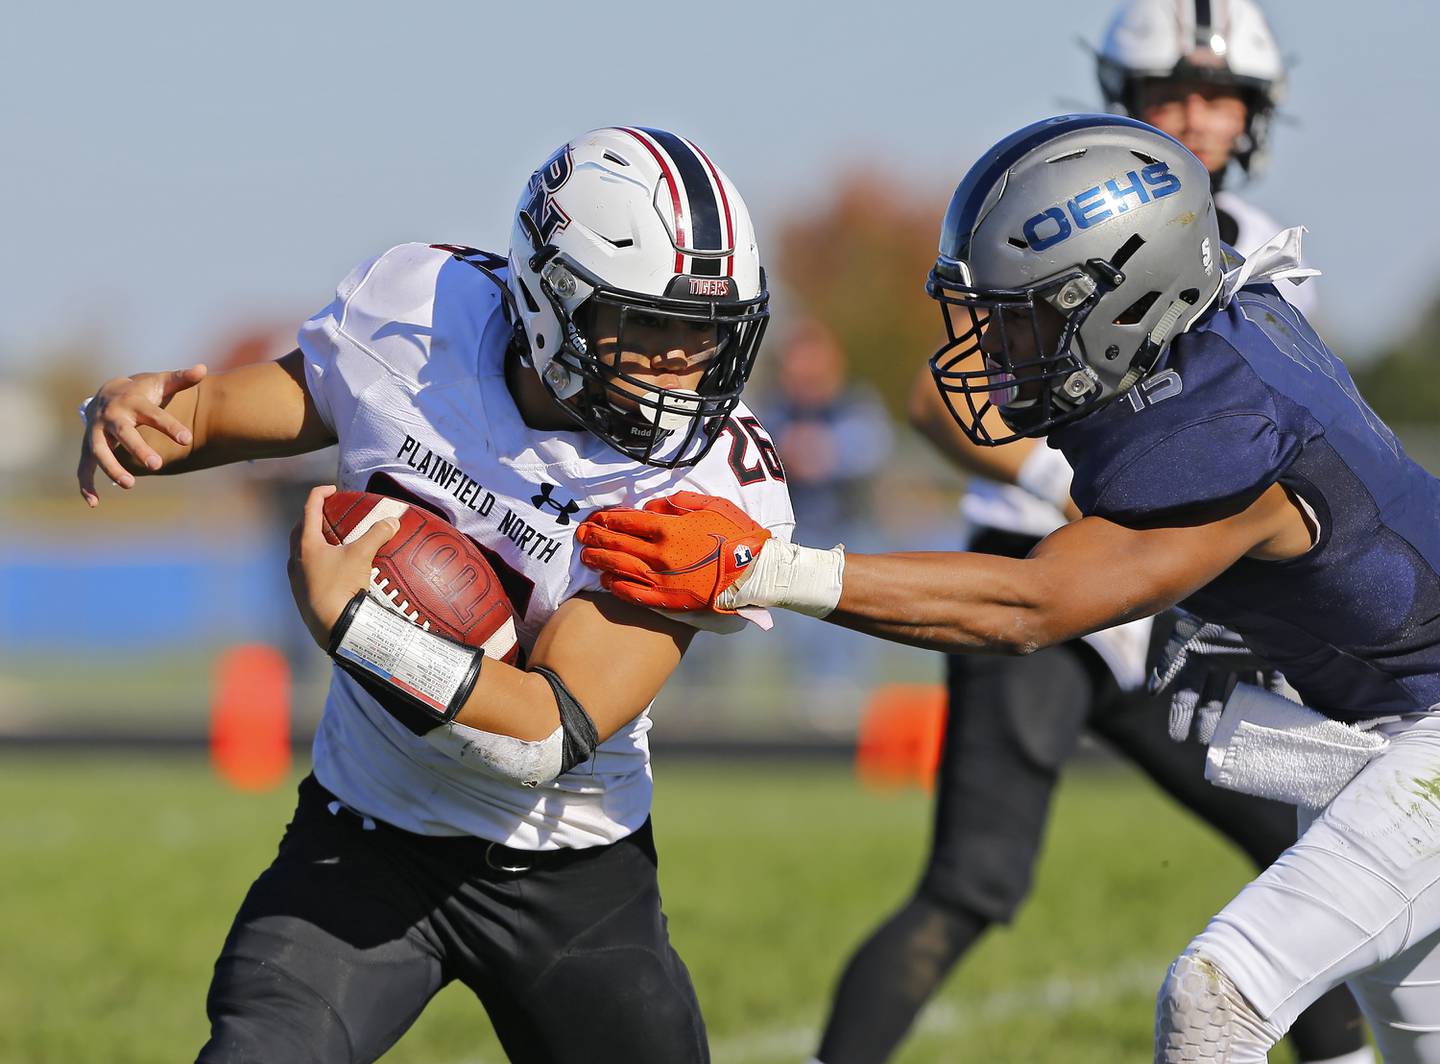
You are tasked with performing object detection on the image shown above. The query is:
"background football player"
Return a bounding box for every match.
[76,127,793,1064]
[578,112,1440,1062]
[808,3,1368,1063]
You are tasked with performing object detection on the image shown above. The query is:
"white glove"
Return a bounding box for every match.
[1149,611,1289,743]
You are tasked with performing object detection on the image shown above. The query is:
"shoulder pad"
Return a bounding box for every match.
[1059,327,1304,521]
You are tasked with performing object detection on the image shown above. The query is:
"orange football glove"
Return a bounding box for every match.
[576,490,772,612]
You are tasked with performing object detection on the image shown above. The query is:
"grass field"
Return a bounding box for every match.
[0,753,1294,1063]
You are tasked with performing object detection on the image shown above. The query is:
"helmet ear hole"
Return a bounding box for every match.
[1114,290,1161,325]
[516,278,541,315]
[1110,234,1146,271]
[570,299,599,348]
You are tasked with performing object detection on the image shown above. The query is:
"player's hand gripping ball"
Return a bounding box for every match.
[576,491,771,612]
[296,486,518,661]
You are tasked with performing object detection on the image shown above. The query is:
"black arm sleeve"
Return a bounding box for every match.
[529,665,600,774]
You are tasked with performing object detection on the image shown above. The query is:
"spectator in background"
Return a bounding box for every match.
[762,319,892,542]
[757,320,892,713]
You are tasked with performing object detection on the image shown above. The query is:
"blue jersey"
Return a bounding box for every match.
[1051,284,1440,721]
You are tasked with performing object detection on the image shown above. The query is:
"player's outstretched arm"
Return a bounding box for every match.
[77,350,334,506]
[578,485,1314,656]
[289,487,692,747]
[827,506,1266,654]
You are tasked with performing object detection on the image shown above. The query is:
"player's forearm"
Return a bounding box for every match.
[824,514,1238,654]
[322,594,561,744]
[725,536,1075,654]
[452,661,561,742]
[323,591,584,785]
[187,357,333,472]
[826,550,1067,655]
[124,355,333,477]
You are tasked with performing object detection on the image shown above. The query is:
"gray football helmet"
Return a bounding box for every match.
[928,114,1223,444]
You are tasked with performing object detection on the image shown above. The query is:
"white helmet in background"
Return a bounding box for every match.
[507,127,769,468]
[1097,0,1286,174]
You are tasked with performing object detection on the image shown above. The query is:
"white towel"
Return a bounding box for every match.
[1217,226,1321,309]
[1205,684,1390,809]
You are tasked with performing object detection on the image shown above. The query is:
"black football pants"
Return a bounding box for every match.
[197,776,707,1064]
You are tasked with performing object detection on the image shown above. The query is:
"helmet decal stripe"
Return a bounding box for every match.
[1194,0,1213,45]
[618,126,687,273]
[688,138,736,278]
[639,127,726,277]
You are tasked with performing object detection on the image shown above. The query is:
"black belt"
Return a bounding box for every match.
[306,775,627,876]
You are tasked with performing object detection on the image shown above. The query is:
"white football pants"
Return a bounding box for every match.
[1177,713,1440,1062]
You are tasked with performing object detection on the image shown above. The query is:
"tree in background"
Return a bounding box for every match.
[775,170,1440,438]
[774,171,950,417]
[1354,290,1440,426]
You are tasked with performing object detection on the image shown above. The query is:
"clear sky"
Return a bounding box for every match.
[4,0,1433,372]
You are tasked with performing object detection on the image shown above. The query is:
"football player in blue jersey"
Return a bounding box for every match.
[578,113,1440,1062]
[803,1,1365,1062]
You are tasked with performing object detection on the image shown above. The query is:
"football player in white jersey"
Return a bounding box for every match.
[76,127,793,1064]
[1096,0,1316,319]
[807,4,1370,1064]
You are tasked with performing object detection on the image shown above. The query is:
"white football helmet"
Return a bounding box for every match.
[1097,0,1286,174]
[507,127,769,468]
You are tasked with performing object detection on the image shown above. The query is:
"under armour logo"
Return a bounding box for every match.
[531,482,580,525]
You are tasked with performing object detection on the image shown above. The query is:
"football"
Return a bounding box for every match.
[321,490,518,663]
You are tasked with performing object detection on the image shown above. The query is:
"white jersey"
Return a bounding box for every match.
[959,191,1316,689]
[298,242,794,850]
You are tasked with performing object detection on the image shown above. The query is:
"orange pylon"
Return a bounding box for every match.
[210,644,292,791]
[856,684,948,792]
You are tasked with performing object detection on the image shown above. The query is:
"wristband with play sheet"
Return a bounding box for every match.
[328,591,483,723]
